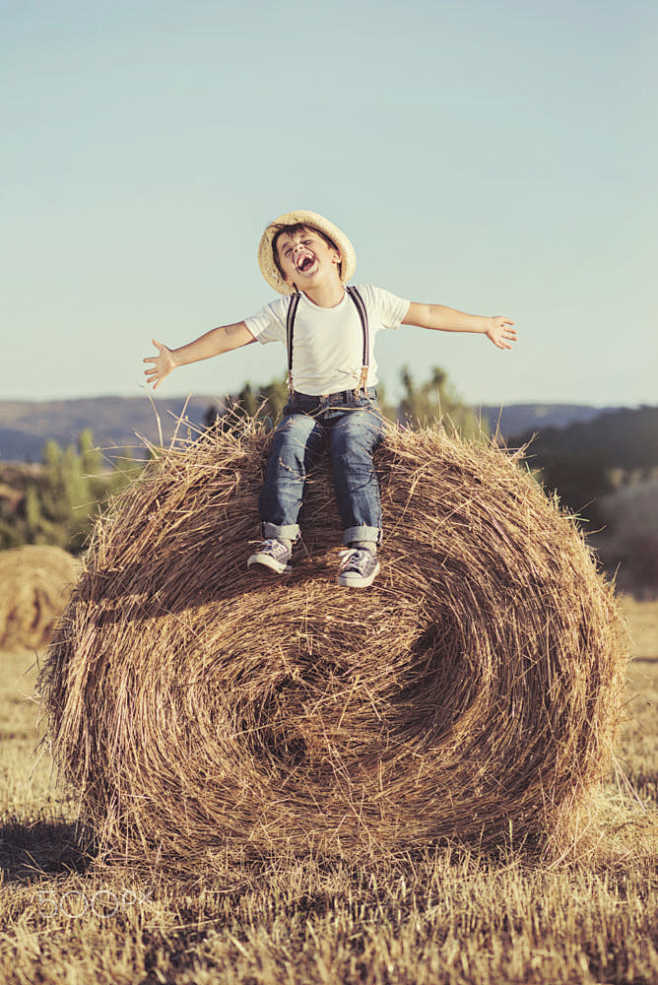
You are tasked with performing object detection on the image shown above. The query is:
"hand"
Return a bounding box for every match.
[143,339,177,390]
[485,316,517,350]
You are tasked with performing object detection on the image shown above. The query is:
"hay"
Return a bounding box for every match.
[0,545,80,653]
[41,423,627,869]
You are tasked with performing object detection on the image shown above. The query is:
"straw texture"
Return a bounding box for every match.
[0,545,80,652]
[41,424,626,868]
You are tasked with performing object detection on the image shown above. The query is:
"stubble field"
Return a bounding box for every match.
[0,597,656,985]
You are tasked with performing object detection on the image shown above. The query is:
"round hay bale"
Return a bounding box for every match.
[41,424,626,868]
[0,545,80,652]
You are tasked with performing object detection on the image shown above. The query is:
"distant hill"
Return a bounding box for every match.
[510,405,658,471]
[0,429,47,463]
[0,396,641,463]
[0,396,223,462]
[474,403,624,438]
[506,405,658,533]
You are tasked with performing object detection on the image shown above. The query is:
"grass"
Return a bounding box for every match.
[0,599,656,985]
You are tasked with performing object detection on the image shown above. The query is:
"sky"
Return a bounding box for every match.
[2,0,656,408]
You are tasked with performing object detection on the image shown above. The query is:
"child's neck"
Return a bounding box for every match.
[299,279,345,309]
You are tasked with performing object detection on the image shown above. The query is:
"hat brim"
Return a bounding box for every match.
[257,210,357,295]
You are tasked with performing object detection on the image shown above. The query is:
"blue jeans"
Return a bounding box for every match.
[259,388,385,546]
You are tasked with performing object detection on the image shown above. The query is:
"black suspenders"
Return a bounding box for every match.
[285,291,302,393]
[285,286,370,396]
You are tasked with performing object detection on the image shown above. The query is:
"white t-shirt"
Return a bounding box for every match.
[244,284,410,396]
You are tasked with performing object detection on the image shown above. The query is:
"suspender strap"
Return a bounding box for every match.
[345,286,369,369]
[346,286,370,394]
[286,286,370,396]
[285,291,302,394]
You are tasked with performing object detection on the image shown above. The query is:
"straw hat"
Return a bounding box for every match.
[257,209,357,295]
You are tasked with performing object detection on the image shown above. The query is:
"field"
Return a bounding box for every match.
[0,598,656,985]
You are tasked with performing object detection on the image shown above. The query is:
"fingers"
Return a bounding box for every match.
[489,317,517,349]
[143,340,169,388]
[491,328,516,349]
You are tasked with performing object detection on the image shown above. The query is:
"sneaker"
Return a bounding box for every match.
[247,538,292,574]
[336,548,380,588]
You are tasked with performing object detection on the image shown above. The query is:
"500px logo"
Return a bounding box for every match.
[36,887,153,919]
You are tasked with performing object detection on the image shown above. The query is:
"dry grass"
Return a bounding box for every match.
[619,596,658,659]
[0,545,79,653]
[40,423,627,871]
[0,602,656,984]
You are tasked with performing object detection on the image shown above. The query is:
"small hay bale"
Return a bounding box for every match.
[0,545,80,653]
[41,424,627,869]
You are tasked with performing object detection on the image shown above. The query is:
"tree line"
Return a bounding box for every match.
[0,429,143,553]
[3,375,653,595]
[206,365,487,441]
[0,366,484,555]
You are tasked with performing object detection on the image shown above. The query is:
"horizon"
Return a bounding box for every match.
[0,391,650,411]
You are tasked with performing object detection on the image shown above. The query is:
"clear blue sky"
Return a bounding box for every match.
[2,0,656,407]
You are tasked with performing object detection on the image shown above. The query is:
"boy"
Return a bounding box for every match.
[144,209,516,588]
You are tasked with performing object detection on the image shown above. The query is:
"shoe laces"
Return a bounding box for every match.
[260,538,288,555]
[338,547,372,571]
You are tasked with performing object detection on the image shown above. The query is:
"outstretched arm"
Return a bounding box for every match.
[143,321,256,389]
[403,303,517,350]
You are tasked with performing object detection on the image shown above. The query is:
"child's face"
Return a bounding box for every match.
[275,227,341,290]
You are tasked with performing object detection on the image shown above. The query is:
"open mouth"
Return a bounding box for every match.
[295,252,317,274]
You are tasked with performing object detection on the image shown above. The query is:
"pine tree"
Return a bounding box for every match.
[398,365,487,440]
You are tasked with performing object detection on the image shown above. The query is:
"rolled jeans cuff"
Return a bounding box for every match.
[262,521,300,542]
[343,525,381,546]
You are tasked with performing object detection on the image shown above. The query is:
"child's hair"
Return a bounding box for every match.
[271,223,342,281]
